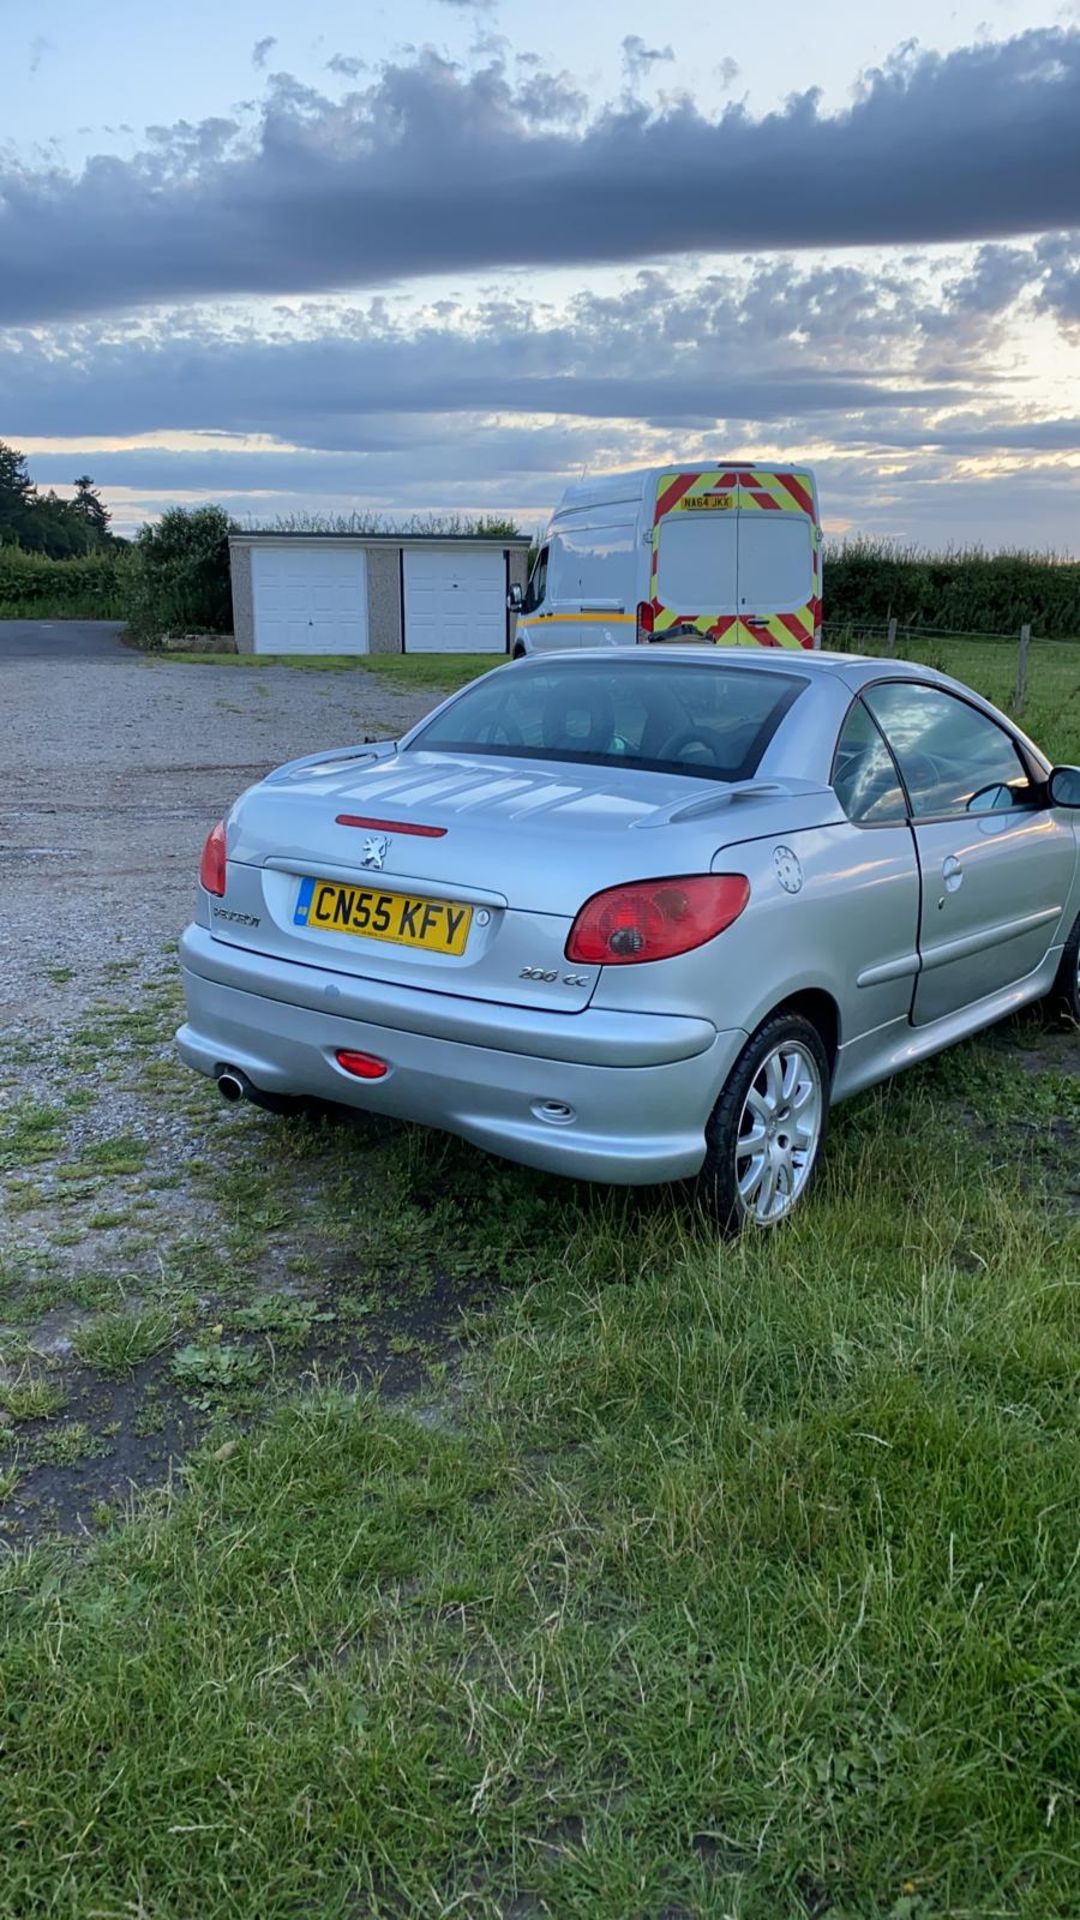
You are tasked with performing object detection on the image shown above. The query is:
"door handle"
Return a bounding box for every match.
[941,854,963,893]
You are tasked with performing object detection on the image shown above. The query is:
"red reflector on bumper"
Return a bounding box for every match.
[335,1049,389,1080]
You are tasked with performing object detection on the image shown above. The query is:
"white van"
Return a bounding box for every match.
[510,464,822,654]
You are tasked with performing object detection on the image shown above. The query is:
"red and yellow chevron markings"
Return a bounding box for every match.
[650,468,822,650]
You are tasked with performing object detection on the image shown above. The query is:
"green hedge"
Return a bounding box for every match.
[825,540,1080,639]
[123,505,234,646]
[0,546,130,618]
[7,525,1076,644]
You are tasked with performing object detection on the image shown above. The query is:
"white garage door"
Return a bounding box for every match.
[403,547,507,654]
[252,545,368,654]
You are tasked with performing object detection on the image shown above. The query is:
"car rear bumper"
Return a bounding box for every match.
[177,925,745,1184]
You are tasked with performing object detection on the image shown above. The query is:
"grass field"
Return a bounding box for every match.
[847,634,1080,763]
[2,637,1080,1918]
[156,635,1080,731]
[156,650,503,692]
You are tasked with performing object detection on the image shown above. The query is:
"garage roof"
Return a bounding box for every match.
[230,531,532,546]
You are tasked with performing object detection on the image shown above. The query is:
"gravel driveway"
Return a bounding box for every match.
[0,622,483,1540]
[0,622,438,1024]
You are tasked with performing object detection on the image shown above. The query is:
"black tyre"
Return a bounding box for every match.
[696,1012,830,1233]
[1051,914,1080,1025]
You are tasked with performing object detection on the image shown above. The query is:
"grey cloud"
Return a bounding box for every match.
[823,468,1080,554]
[0,260,989,449]
[326,53,366,79]
[915,242,1039,353]
[828,413,1080,454]
[621,36,675,81]
[26,442,1080,556]
[1035,234,1080,324]
[714,58,740,88]
[252,36,277,70]
[944,243,1034,316]
[7,253,1077,550]
[2,29,1079,324]
[0,329,961,445]
[25,427,596,498]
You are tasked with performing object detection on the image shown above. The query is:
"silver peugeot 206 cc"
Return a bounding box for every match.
[178,649,1080,1230]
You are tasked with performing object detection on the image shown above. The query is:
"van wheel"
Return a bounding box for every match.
[1051,914,1080,1025]
[697,1013,829,1233]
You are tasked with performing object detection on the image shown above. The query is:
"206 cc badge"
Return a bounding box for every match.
[773,845,804,895]
[361,835,391,871]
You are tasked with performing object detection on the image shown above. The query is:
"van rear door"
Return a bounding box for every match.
[650,469,740,641]
[734,470,820,649]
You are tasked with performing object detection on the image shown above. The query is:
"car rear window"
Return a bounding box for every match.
[406,660,807,783]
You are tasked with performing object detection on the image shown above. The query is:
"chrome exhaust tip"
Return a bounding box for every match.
[216,1068,248,1104]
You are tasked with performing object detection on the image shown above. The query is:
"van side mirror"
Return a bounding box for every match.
[506,584,523,612]
[1049,765,1080,809]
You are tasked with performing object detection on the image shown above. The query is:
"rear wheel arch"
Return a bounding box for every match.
[770,987,840,1076]
[725,984,841,1085]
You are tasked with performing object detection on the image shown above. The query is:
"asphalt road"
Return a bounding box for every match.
[0,622,439,1025]
[0,618,134,662]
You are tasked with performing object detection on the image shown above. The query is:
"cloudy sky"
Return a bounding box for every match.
[4,0,1080,547]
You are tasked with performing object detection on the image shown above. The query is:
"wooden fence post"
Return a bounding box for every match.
[1014,624,1031,714]
[886,616,898,658]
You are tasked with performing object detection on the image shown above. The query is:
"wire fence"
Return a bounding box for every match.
[823,618,1032,645]
[821,616,1046,714]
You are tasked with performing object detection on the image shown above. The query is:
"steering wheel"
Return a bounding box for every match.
[660,724,730,767]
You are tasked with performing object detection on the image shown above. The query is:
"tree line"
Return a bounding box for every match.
[0,440,122,559]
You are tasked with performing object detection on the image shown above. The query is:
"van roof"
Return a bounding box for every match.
[550,464,818,521]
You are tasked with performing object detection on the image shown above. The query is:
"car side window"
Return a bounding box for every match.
[831,699,908,824]
[864,682,1036,820]
[522,546,548,615]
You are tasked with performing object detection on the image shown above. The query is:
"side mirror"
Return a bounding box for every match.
[1049,765,1080,809]
[506,584,523,612]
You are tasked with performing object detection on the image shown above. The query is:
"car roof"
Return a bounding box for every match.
[557,645,922,683]
[529,645,1048,769]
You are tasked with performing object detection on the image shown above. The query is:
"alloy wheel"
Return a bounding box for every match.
[734,1040,823,1225]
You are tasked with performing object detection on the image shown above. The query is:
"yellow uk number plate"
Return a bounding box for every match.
[680,492,734,511]
[294,878,472,954]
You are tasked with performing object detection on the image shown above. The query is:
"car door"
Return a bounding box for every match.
[864,680,1076,1026]
[828,697,922,1034]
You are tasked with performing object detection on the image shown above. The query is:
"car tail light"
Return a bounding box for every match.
[636,600,655,645]
[566,874,750,965]
[199,819,227,897]
[336,1049,389,1080]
